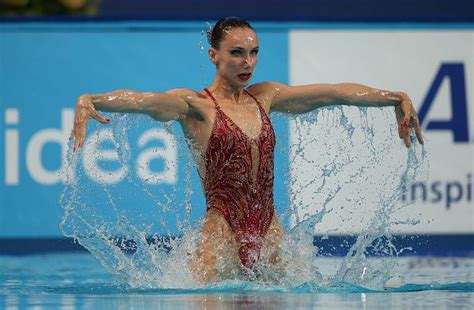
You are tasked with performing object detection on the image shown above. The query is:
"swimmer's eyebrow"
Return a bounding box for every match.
[229,46,259,50]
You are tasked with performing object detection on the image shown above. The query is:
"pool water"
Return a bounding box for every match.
[1,254,472,309]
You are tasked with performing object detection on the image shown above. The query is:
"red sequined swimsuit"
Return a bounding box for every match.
[202,88,276,268]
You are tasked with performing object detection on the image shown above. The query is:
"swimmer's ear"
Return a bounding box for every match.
[208,48,217,64]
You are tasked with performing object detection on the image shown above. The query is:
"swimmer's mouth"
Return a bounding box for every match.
[238,73,252,81]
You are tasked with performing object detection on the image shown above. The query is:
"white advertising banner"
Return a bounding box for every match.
[289,30,473,234]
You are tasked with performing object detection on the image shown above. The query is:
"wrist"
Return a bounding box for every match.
[78,94,95,109]
[392,92,408,106]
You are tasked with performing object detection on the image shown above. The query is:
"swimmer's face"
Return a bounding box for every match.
[209,27,259,86]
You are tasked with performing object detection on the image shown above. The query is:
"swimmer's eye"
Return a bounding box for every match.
[229,49,258,57]
[230,49,243,56]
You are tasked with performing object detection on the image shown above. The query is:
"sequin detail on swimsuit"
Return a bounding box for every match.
[202,88,276,268]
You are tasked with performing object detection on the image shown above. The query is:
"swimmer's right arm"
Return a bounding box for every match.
[71,89,191,151]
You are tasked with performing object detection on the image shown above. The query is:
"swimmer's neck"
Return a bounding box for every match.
[207,77,246,104]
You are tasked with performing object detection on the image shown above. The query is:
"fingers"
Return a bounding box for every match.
[73,138,80,152]
[400,114,425,147]
[414,126,424,145]
[91,110,111,124]
[400,119,410,147]
[71,115,90,152]
[397,104,411,147]
[412,116,424,145]
[403,125,411,147]
[73,132,87,152]
[72,123,86,152]
[70,112,111,153]
[406,109,424,146]
[395,105,403,139]
[398,96,425,147]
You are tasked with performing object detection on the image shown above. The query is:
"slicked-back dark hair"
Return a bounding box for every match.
[208,17,255,49]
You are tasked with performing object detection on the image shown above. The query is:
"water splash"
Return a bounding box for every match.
[285,106,428,290]
[198,22,213,87]
[60,104,428,291]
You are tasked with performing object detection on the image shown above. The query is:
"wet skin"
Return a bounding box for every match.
[70,27,424,282]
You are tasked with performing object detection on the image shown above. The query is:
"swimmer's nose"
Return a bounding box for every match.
[243,55,254,66]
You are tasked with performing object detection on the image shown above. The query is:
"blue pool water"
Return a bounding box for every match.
[1,254,472,309]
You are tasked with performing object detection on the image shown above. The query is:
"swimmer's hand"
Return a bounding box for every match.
[394,92,424,148]
[70,94,110,152]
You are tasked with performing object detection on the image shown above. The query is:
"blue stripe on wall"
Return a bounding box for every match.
[1,0,473,22]
[1,235,472,257]
[99,0,474,22]
[314,234,474,257]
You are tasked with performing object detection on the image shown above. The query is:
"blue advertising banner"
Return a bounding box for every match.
[1,22,472,256]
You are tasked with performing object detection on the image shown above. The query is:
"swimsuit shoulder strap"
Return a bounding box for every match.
[243,89,262,107]
[203,88,221,110]
[244,89,271,122]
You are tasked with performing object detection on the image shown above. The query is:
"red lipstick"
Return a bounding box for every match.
[238,73,251,81]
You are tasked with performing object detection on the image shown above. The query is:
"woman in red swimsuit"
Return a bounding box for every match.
[70,17,423,282]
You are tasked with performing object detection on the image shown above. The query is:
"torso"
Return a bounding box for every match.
[174,85,277,268]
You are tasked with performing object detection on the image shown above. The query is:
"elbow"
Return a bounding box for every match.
[393,92,408,104]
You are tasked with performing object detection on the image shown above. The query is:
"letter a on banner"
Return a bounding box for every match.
[418,63,469,142]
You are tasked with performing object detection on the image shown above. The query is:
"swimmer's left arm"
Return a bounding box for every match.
[267,82,423,147]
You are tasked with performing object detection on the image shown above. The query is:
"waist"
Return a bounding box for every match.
[204,182,274,201]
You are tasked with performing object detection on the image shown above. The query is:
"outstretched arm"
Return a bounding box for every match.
[268,82,423,147]
[70,89,190,151]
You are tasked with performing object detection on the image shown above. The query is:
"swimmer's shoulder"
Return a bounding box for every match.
[247,82,289,111]
[248,82,287,94]
[165,88,207,101]
[165,88,212,121]
[165,88,210,107]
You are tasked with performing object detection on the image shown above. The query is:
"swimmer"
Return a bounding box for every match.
[70,17,424,283]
